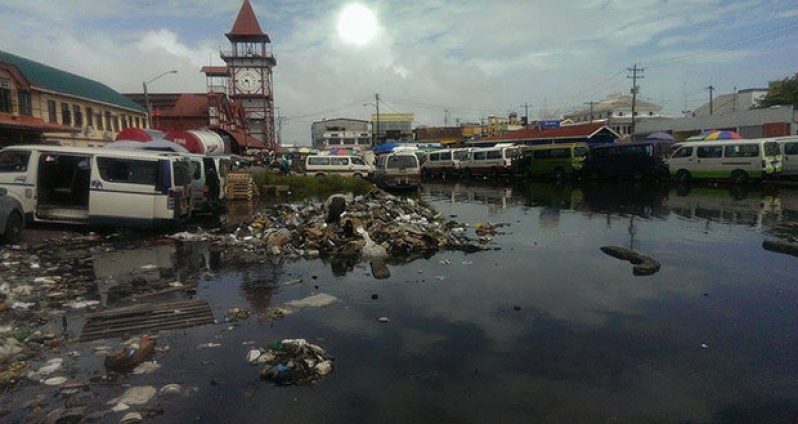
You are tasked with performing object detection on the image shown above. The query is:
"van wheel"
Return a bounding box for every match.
[675,169,691,184]
[353,173,363,179]
[3,211,23,245]
[731,170,749,185]
[315,173,325,178]
[554,168,565,181]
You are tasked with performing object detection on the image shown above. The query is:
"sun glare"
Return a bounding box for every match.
[337,3,378,46]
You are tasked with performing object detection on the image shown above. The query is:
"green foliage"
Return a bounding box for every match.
[251,171,375,200]
[758,73,798,108]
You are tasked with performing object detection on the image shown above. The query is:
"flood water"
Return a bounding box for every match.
[7,181,798,423]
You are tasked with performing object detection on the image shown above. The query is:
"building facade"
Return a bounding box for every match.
[321,130,371,149]
[414,126,462,144]
[483,114,523,138]
[691,88,768,116]
[635,106,797,140]
[311,118,370,150]
[563,94,662,137]
[0,49,147,147]
[371,113,414,142]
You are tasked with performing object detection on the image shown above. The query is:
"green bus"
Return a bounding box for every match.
[525,143,589,179]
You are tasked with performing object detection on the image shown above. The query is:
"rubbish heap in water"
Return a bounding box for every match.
[248,339,334,385]
[173,189,487,261]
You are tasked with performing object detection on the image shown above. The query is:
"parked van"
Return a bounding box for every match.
[0,146,193,228]
[184,154,230,213]
[775,137,798,176]
[460,145,518,177]
[524,143,589,179]
[582,141,671,180]
[422,149,465,178]
[668,139,782,184]
[304,155,372,178]
[373,153,421,190]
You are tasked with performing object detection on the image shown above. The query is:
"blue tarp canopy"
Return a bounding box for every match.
[372,142,398,154]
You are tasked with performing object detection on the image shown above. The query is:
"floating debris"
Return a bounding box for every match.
[600,246,661,276]
[251,339,334,385]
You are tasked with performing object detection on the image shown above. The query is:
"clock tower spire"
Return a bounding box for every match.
[222,0,277,149]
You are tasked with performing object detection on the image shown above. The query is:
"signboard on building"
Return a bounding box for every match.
[538,120,561,129]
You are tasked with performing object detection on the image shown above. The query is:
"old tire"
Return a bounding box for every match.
[353,173,363,179]
[675,169,691,184]
[315,173,326,178]
[2,211,23,245]
[731,170,748,185]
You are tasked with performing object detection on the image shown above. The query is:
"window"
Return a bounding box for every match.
[724,144,759,158]
[351,157,366,165]
[135,117,140,128]
[764,142,780,157]
[97,111,104,130]
[358,138,370,144]
[0,78,10,113]
[429,153,440,161]
[113,115,120,132]
[173,161,192,186]
[618,112,624,117]
[486,150,502,159]
[73,104,82,127]
[648,112,654,116]
[783,142,798,156]
[473,151,486,160]
[329,138,340,145]
[343,138,355,145]
[308,157,330,166]
[387,155,417,169]
[17,91,31,115]
[105,111,112,131]
[61,103,71,126]
[454,150,470,161]
[439,151,452,160]
[533,149,552,159]
[191,161,202,180]
[86,107,94,128]
[672,147,693,158]
[330,157,348,166]
[697,146,723,158]
[0,151,30,172]
[47,100,57,123]
[97,157,158,185]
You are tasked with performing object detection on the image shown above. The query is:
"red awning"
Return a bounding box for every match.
[0,113,79,133]
[115,128,166,142]
[228,130,265,149]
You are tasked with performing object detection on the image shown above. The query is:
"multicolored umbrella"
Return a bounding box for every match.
[646,132,674,141]
[702,130,742,141]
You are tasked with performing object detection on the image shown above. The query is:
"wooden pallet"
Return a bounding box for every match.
[226,173,255,200]
[79,299,215,342]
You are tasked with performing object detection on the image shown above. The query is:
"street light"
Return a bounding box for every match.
[142,70,178,128]
[363,101,380,145]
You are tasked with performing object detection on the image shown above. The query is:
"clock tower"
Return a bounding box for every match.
[222,0,277,149]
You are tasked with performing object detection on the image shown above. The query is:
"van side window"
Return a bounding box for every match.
[550,148,570,159]
[784,142,798,155]
[191,161,202,180]
[97,158,158,186]
[0,151,30,172]
[697,146,723,158]
[308,157,330,166]
[724,144,758,158]
[486,150,502,159]
[672,147,693,158]
[429,153,440,161]
[533,149,551,159]
[351,157,366,165]
[473,151,486,160]
[439,151,452,160]
[330,157,348,166]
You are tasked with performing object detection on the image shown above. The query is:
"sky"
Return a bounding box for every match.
[1,0,797,144]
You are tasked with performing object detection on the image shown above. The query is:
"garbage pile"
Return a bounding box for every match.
[247,339,334,385]
[173,189,487,262]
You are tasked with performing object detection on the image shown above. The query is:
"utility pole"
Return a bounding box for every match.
[707,85,715,115]
[519,102,531,125]
[444,109,449,126]
[584,101,595,122]
[375,93,381,144]
[627,63,645,135]
[732,86,737,113]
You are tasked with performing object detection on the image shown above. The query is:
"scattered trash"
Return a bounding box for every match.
[377,317,390,323]
[43,376,67,386]
[701,343,709,349]
[371,294,379,300]
[253,339,334,385]
[226,307,251,322]
[160,384,182,396]
[265,293,340,319]
[120,411,144,424]
[0,338,23,364]
[198,342,222,349]
[600,246,661,276]
[132,361,161,375]
[109,385,157,407]
[105,336,155,370]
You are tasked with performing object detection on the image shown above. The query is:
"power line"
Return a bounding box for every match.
[283,97,372,120]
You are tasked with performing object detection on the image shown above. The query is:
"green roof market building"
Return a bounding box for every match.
[0,49,147,146]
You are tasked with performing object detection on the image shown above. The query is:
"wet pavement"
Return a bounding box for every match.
[4,181,798,423]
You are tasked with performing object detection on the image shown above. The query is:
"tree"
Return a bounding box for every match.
[757,73,798,108]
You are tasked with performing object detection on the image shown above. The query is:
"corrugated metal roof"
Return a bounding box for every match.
[482,122,613,142]
[0,50,145,113]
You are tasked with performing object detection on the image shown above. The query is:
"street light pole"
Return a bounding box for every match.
[143,70,178,128]
[364,95,381,145]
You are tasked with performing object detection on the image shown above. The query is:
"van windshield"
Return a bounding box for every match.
[387,155,417,169]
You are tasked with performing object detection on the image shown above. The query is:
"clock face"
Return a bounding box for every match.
[236,68,262,94]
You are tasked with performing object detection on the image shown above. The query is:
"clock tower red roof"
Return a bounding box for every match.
[226,0,270,42]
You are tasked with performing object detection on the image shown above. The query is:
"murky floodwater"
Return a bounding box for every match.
[6,181,798,423]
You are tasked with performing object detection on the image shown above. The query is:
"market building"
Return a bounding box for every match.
[634,105,797,140]
[310,118,370,150]
[471,122,620,147]
[0,49,147,147]
[563,94,662,137]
